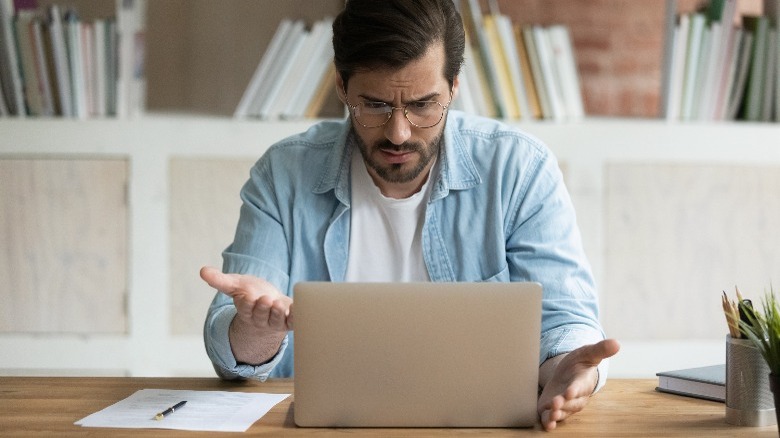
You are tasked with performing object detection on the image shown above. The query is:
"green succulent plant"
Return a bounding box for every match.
[739,289,780,377]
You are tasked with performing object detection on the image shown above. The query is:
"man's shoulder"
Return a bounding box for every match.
[267,119,347,153]
[447,111,551,159]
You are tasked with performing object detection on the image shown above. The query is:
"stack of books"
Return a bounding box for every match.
[457,0,584,121]
[0,0,146,119]
[235,0,585,122]
[661,0,780,122]
[234,17,335,120]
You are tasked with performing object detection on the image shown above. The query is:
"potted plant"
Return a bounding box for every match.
[738,288,780,429]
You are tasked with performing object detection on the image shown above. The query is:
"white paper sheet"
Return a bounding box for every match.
[74,388,290,432]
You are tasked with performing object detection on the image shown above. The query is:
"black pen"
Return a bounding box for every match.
[154,400,187,421]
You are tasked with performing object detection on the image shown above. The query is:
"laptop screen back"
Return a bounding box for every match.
[293,281,542,428]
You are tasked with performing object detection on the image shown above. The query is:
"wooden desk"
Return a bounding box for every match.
[0,377,776,437]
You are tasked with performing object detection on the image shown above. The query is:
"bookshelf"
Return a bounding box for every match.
[1,0,780,378]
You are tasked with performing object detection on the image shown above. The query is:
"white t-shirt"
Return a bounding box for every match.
[344,147,435,282]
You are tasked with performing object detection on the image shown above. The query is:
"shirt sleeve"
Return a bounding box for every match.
[505,141,608,390]
[202,157,292,380]
[203,292,289,381]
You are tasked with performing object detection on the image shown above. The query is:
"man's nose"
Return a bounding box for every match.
[383,108,412,145]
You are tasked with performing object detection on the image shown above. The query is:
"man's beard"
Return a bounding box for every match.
[353,130,443,184]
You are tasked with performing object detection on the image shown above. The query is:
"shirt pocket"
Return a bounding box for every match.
[482,264,510,282]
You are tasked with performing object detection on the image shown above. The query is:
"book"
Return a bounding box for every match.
[766,0,780,121]
[532,25,565,121]
[656,364,725,402]
[0,0,26,116]
[483,14,519,119]
[523,26,551,119]
[680,13,705,120]
[726,30,754,119]
[48,4,73,117]
[547,25,584,121]
[515,24,541,119]
[495,14,532,120]
[742,15,769,121]
[115,0,146,118]
[463,0,503,117]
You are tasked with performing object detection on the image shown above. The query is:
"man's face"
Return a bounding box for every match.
[338,42,458,199]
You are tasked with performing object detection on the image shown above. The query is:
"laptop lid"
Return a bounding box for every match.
[293,282,542,428]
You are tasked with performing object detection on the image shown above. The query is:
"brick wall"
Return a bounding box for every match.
[492,0,761,118]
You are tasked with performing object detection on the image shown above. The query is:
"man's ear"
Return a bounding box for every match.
[335,73,347,104]
[451,74,460,101]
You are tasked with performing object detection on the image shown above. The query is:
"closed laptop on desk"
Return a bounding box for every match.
[293,282,542,428]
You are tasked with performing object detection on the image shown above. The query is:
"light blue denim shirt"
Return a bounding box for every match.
[204,110,607,387]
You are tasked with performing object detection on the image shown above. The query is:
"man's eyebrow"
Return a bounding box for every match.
[357,92,442,104]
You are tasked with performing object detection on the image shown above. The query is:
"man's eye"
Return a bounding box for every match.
[363,102,387,110]
[410,101,435,110]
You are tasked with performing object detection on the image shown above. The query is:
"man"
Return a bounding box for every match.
[202,0,619,431]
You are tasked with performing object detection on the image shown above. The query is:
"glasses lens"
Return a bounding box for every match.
[406,101,445,128]
[354,103,391,128]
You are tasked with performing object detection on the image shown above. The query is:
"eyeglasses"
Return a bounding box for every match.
[344,91,452,129]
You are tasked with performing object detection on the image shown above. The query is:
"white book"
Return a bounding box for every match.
[281,18,333,119]
[66,11,87,119]
[496,14,531,120]
[234,19,293,118]
[93,19,107,117]
[666,14,690,121]
[659,0,677,119]
[547,25,584,121]
[30,17,54,116]
[255,20,306,119]
[49,4,73,117]
[710,0,739,120]
[295,19,335,117]
[461,35,489,116]
[0,0,26,116]
[680,13,705,120]
[532,26,565,121]
[246,19,304,118]
[116,0,146,118]
[452,61,477,115]
[697,22,721,120]
[690,24,712,120]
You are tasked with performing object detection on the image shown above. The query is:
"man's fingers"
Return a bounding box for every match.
[579,338,621,366]
[199,266,241,294]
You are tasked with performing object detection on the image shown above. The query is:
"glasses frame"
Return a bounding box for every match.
[343,89,453,129]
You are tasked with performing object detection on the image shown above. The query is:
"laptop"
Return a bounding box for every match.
[293,281,542,428]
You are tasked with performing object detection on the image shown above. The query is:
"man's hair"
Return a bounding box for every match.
[332,0,465,91]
